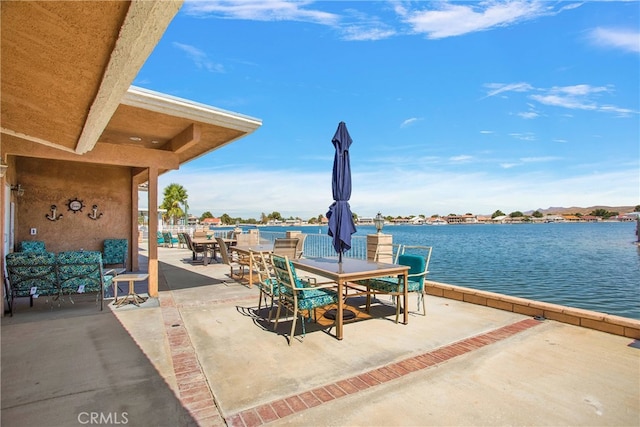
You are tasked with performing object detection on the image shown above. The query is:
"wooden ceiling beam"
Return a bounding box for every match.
[164,123,201,154]
[2,136,180,170]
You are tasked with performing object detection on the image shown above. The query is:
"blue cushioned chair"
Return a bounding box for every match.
[157,232,165,245]
[18,240,46,253]
[5,251,58,315]
[57,251,113,310]
[251,251,279,321]
[162,232,179,248]
[271,254,338,345]
[366,246,432,323]
[102,239,128,270]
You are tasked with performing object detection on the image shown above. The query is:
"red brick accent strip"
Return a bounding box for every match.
[225,318,541,426]
[159,292,226,427]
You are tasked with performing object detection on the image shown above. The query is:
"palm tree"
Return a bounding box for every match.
[160,183,188,226]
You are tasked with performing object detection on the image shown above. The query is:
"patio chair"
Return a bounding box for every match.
[271,254,338,345]
[18,240,46,253]
[102,238,128,270]
[236,233,259,246]
[365,246,432,323]
[294,234,307,258]
[216,237,249,278]
[193,230,207,239]
[373,243,403,264]
[273,238,299,259]
[183,233,208,263]
[177,232,188,249]
[5,251,58,315]
[162,232,179,248]
[157,232,165,245]
[251,251,279,321]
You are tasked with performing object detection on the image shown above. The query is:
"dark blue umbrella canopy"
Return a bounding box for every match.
[327,121,357,261]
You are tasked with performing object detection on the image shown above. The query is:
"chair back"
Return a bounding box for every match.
[18,240,46,253]
[5,251,58,297]
[397,253,429,289]
[184,233,203,252]
[400,245,432,273]
[251,251,277,293]
[271,254,299,306]
[235,233,258,246]
[57,251,106,295]
[374,243,403,264]
[102,239,128,268]
[273,238,299,258]
[295,234,307,258]
[215,237,232,266]
[177,232,187,248]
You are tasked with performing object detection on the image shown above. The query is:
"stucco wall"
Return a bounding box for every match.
[15,157,132,256]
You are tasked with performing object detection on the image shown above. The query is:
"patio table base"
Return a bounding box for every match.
[323,308,356,321]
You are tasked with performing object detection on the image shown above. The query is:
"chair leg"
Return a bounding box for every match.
[273,300,282,331]
[420,292,426,316]
[289,307,298,346]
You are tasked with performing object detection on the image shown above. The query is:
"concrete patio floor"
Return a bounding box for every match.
[2,246,639,426]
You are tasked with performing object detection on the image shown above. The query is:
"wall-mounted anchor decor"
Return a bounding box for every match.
[67,197,84,213]
[88,205,103,220]
[46,205,63,221]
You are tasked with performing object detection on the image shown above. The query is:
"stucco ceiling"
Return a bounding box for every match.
[1,1,261,174]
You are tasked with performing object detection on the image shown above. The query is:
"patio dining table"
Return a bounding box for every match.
[292,257,410,340]
[192,237,234,266]
[230,244,273,287]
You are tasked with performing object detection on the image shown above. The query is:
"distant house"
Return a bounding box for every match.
[357,217,374,225]
[201,217,221,227]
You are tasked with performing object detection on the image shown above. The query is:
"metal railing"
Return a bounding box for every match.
[148,227,369,260]
[259,231,367,259]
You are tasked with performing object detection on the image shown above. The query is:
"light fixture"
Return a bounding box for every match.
[10,184,24,197]
[0,162,7,178]
[374,212,385,234]
[129,136,142,142]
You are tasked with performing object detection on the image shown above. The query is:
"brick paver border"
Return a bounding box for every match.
[224,318,542,427]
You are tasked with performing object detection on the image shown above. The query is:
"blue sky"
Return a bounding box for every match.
[135,1,639,219]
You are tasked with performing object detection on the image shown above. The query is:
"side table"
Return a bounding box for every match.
[112,273,149,307]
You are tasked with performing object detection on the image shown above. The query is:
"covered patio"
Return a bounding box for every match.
[1,1,262,302]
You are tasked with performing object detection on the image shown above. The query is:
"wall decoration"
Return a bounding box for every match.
[67,197,84,213]
[88,205,103,220]
[46,205,63,221]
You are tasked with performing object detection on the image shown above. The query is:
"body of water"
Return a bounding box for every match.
[258,222,640,320]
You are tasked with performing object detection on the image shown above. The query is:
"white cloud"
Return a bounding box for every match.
[150,160,638,218]
[172,42,224,73]
[518,111,539,119]
[509,132,536,141]
[183,0,339,25]
[397,1,551,39]
[484,82,533,98]
[449,155,473,162]
[520,156,561,163]
[341,26,396,41]
[400,117,421,128]
[485,82,636,117]
[588,27,640,53]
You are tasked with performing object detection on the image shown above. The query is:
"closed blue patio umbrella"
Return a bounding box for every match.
[327,121,357,263]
